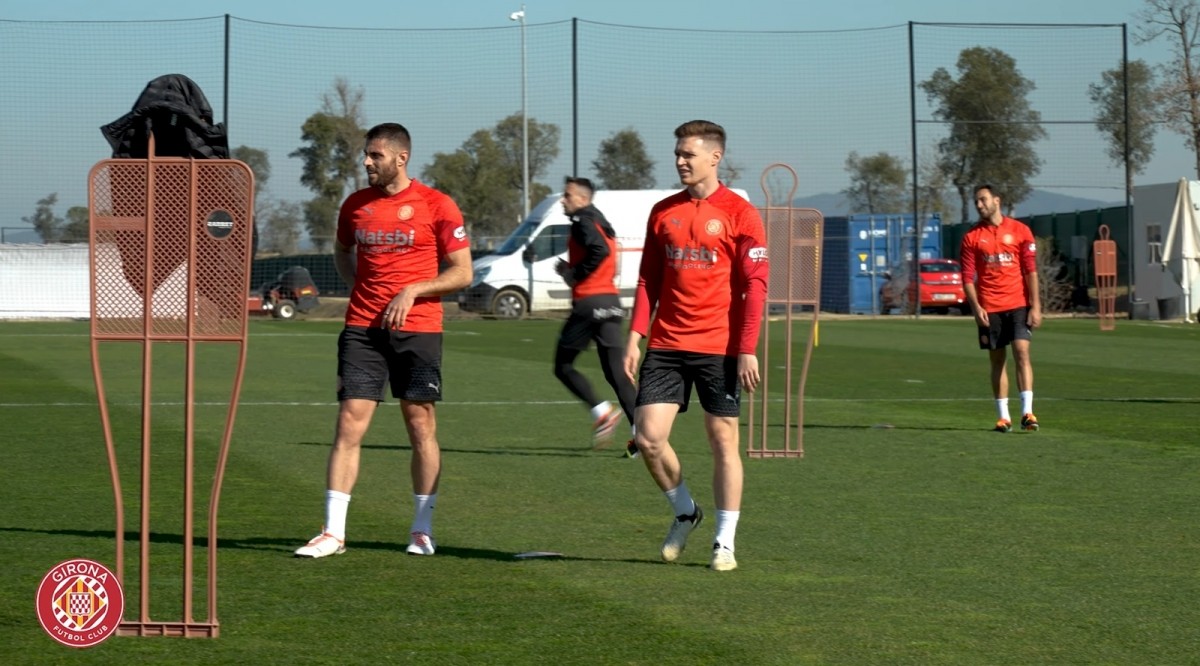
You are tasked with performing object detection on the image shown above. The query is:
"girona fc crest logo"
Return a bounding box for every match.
[36,558,124,648]
[397,205,415,221]
[705,219,723,235]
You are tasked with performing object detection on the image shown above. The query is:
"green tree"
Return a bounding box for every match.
[1088,59,1159,196]
[423,114,560,238]
[920,47,1046,223]
[915,148,956,222]
[232,145,271,200]
[290,78,367,252]
[843,151,908,213]
[60,206,90,243]
[592,128,655,189]
[1136,0,1200,178]
[260,201,303,256]
[24,193,62,242]
[494,113,561,213]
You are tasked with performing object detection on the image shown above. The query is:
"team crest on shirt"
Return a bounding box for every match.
[705,219,723,235]
[397,205,415,221]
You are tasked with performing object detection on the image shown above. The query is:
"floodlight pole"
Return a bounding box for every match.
[511,5,530,218]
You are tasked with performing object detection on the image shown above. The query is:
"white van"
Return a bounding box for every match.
[458,189,694,318]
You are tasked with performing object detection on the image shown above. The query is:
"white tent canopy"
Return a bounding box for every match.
[1161,178,1200,323]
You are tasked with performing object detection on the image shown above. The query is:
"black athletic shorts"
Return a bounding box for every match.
[636,350,741,417]
[557,294,625,351]
[337,327,443,402]
[978,307,1033,350]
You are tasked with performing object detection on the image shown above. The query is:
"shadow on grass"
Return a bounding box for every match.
[0,526,674,566]
[1064,397,1200,404]
[765,422,980,432]
[294,441,604,457]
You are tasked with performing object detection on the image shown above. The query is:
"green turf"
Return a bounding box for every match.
[1,317,1198,664]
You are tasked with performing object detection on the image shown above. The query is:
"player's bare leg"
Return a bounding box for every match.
[328,398,378,493]
[988,348,1012,432]
[1011,339,1038,430]
[634,402,682,490]
[636,403,701,562]
[706,413,742,571]
[402,400,440,554]
[295,398,375,558]
[705,414,742,511]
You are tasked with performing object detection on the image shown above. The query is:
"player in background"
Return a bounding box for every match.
[623,120,769,572]
[552,176,639,455]
[295,122,472,559]
[959,183,1042,433]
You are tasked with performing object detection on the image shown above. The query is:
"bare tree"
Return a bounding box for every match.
[1137,0,1200,178]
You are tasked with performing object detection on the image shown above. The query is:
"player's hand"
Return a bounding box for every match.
[1027,308,1042,329]
[974,308,989,328]
[738,353,760,393]
[384,287,417,329]
[623,340,641,385]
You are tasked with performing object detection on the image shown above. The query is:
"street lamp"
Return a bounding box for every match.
[510,5,529,218]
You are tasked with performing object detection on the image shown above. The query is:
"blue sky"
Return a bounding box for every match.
[0,0,1187,238]
[0,0,1150,32]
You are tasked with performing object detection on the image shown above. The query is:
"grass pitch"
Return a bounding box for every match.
[1,316,1198,665]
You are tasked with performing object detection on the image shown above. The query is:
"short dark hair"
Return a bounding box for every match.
[365,123,412,152]
[974,183,1000,199]
[564,176,595,197]
[674,120,726,151]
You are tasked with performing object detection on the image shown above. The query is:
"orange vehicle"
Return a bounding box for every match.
[880,258,967,315]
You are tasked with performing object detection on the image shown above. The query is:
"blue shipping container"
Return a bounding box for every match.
[820,214,941,314]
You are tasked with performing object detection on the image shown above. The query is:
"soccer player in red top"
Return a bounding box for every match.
[552,176,638,452]
[295,123,472,559]
[622,120,769,572]
[960,184,1042,433]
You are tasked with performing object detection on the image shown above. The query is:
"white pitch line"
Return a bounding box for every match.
[2,396,1195,409]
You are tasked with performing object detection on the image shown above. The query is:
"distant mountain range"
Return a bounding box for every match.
[792,189,1120,220]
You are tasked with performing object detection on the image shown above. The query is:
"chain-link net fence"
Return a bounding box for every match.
[0,17,1125,319]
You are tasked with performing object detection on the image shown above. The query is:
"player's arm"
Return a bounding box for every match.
[1021,233,1042,328]
[570,215,610,285]
[959,235,987,327]
[384,247,472,329]
[333,239,356,288]
[624,218,662,383]
[734,212,769,392]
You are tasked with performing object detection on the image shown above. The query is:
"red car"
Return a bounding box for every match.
[880,258,968,315]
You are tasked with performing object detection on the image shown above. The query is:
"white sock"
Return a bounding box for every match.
[714,510,740,551]
[996,399,1011,422]
[324,490,351,540]
[1019,391,1033,415]
[664,483,695,517]
[411,493,436,535]
[589,401,611,421]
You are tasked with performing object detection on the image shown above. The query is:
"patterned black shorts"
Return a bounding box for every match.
[337,327,443,402]
[977,307,1033,350]
[636,350,740,417]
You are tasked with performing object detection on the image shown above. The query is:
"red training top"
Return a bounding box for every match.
[336,180,470,332]
[630,184,769,356]
[959,216,1037,313]
[566,203,619,300]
